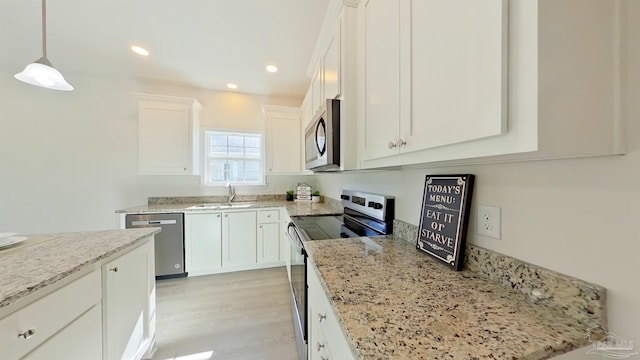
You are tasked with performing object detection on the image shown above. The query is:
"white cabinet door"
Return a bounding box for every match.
[258,222,280,263]
[138,95,201,175]
[222,211,257,267]
[264,106,302,174]
[103,242,152,360]
[405,0,507,153]
[185,213,223,276]
[25,305,102,360]
[360,0,401,161]
[323,17,341,101]
[311,67,323,117]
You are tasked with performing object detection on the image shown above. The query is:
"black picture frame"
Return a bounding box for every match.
[416,174,475,271]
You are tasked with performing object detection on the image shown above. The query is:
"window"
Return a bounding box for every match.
[203,130,265,186]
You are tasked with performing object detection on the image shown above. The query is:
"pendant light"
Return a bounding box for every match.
[15,0,73,91]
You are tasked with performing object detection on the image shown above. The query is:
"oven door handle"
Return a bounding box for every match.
[287,222,305,256]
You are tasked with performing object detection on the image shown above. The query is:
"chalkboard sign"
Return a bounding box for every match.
[416,174,475,271]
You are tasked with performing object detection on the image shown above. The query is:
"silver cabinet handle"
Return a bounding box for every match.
[18,328,36,339]
[316,342,325,351]
[109,267,118,272]
[387,141,397,149]
[318,313,326,322]
[396,139,406,147]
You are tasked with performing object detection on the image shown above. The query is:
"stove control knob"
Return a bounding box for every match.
[340,195,350,200]
[369,202,383,210]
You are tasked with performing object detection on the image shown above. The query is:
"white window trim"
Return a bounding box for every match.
[201,128,266,187]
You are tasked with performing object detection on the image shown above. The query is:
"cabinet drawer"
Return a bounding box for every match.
[0,269,101,360]
[258,210,279,223]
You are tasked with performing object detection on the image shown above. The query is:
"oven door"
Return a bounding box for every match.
[287,222,307,359]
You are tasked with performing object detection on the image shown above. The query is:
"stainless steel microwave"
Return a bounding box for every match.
[305,99,340,172]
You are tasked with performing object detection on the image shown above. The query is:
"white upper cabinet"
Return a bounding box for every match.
[137,94,202,175]
[405,0,507,153]
[360,0,401,161]
[311,68,324,118]
[304,3,359,171]
[359,0,508,162]
[358,0,624,169]
[263,106,302,174]
[323,17,342,101]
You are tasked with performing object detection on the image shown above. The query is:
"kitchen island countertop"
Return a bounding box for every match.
[305,235,605,360]
[0,228,160,312]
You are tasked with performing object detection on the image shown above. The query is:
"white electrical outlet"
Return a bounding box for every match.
[477,205,501,239]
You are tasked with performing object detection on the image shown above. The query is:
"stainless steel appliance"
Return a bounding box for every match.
[286,190,395,360]
[125,213,187,280]
[305,99,340,172]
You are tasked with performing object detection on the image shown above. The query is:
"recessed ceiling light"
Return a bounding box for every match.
[227,83,238,89]
[131,45,149,56]
[266,65,278,73]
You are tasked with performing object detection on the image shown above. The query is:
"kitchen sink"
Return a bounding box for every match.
[186,203,253,210]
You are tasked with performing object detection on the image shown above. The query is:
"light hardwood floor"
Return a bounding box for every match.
[151,267,298,360]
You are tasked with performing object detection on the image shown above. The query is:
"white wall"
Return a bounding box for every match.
[314,0,640,351]
[0,73,309,233]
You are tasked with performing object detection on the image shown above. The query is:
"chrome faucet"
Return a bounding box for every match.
[226,182,236,203]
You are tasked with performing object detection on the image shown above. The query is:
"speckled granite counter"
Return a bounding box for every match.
[0,228,160,311]
[116,199,343,217]
[305,235,606,360]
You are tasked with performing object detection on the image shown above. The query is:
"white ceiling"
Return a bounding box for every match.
[0,0,330,97]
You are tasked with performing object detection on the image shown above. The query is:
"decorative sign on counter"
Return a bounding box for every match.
[416,174,475,271]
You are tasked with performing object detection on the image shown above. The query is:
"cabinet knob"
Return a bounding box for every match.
[225,214,228,218]
[387,141,397,149]
[183,167,187,170]
[109,267,119,272]
[396,139,407,147]
[18,328,36,339]
[318,313,327,322]
[259,225,263,229]
[217,214,221,218]
[321,356,329,360]
[316,342,325,351]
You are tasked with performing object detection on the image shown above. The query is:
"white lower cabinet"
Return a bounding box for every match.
[258,210,280,263]
[185,208,285,277]
[103,240,155,360]
[25,305,103,360]
[307,264,354,360]
[0,237,155,360]
[185,212,223,276]
[0,270,102,360]
[222,211,257,268]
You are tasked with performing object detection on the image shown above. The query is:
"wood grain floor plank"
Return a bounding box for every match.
[152,267,297,360]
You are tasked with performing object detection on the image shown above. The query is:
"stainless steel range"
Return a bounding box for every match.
[286,190,395,360]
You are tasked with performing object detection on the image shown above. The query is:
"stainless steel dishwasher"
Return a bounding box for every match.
[125,213,187,279]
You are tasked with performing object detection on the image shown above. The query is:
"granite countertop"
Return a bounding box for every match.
[116,200,344,217]
[305,236,603,360]
[0,228,160,311]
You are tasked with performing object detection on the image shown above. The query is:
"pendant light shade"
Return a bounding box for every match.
[15,0,73,91]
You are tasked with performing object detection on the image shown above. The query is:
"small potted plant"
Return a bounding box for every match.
[286,190,294,201]
[312,191,321,203]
